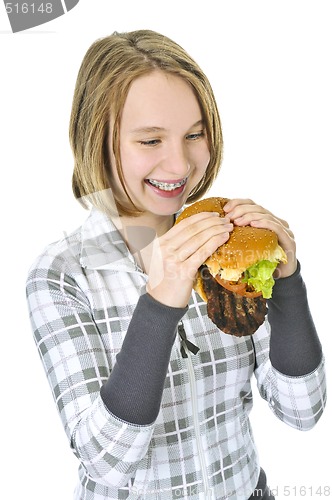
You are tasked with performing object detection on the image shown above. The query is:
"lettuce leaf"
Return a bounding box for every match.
[242,260,278,299]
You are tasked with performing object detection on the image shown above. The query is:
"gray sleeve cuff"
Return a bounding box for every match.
[100,292,187,425]
[268,261,322,376]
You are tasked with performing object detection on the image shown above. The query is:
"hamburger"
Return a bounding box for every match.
[175,197,287,336]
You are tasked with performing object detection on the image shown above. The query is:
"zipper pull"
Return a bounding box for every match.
[178,321,200,358]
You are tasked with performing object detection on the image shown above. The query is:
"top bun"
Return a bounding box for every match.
[176,197,229,220]
[176,197,286,280]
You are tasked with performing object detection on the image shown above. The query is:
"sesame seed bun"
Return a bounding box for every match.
[176,197,287,299]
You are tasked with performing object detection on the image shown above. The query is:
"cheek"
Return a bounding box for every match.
[121,152,151,182]
[119,145,137,178]
[188,149,211,190]
[121,145,159,182]
[204,149,211,168]
[194,144,211,171]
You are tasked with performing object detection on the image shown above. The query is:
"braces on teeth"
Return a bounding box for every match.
[148,178,187,191]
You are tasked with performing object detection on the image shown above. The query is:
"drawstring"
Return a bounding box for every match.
[178,321,200,358]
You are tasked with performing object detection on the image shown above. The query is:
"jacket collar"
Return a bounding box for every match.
[79,208,139,272]
[79,206,184,272]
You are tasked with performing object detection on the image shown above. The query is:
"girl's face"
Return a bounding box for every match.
[109,70,211,219]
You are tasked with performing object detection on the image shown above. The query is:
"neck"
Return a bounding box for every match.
[112,213,175,273]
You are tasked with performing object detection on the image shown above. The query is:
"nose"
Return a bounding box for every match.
[163,141,190,178]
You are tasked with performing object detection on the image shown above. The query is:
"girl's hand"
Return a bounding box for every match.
[145,212,233,308]
[223,198,297,279]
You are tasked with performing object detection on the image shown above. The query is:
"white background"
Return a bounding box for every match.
[1,1,330,498]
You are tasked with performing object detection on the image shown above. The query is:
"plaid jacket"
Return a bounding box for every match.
[26,208,326,499]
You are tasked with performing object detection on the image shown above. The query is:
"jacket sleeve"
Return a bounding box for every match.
[26,249,159,489]
[251,264,326,431]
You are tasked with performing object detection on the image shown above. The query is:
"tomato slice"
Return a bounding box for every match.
[215,276,262,298]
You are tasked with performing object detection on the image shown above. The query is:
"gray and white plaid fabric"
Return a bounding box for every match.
[26,208,326,499]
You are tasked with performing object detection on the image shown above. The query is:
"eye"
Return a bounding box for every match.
[186,131,205,141]
[139,139,161,147]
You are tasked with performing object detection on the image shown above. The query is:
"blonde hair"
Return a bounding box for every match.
[69,29,223,216]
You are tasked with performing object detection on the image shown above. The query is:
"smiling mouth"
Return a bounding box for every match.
[146,177,187,191]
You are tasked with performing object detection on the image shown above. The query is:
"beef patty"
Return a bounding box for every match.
[199,265,267,337]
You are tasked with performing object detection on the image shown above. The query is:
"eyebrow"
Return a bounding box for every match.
[129,119,204,135]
